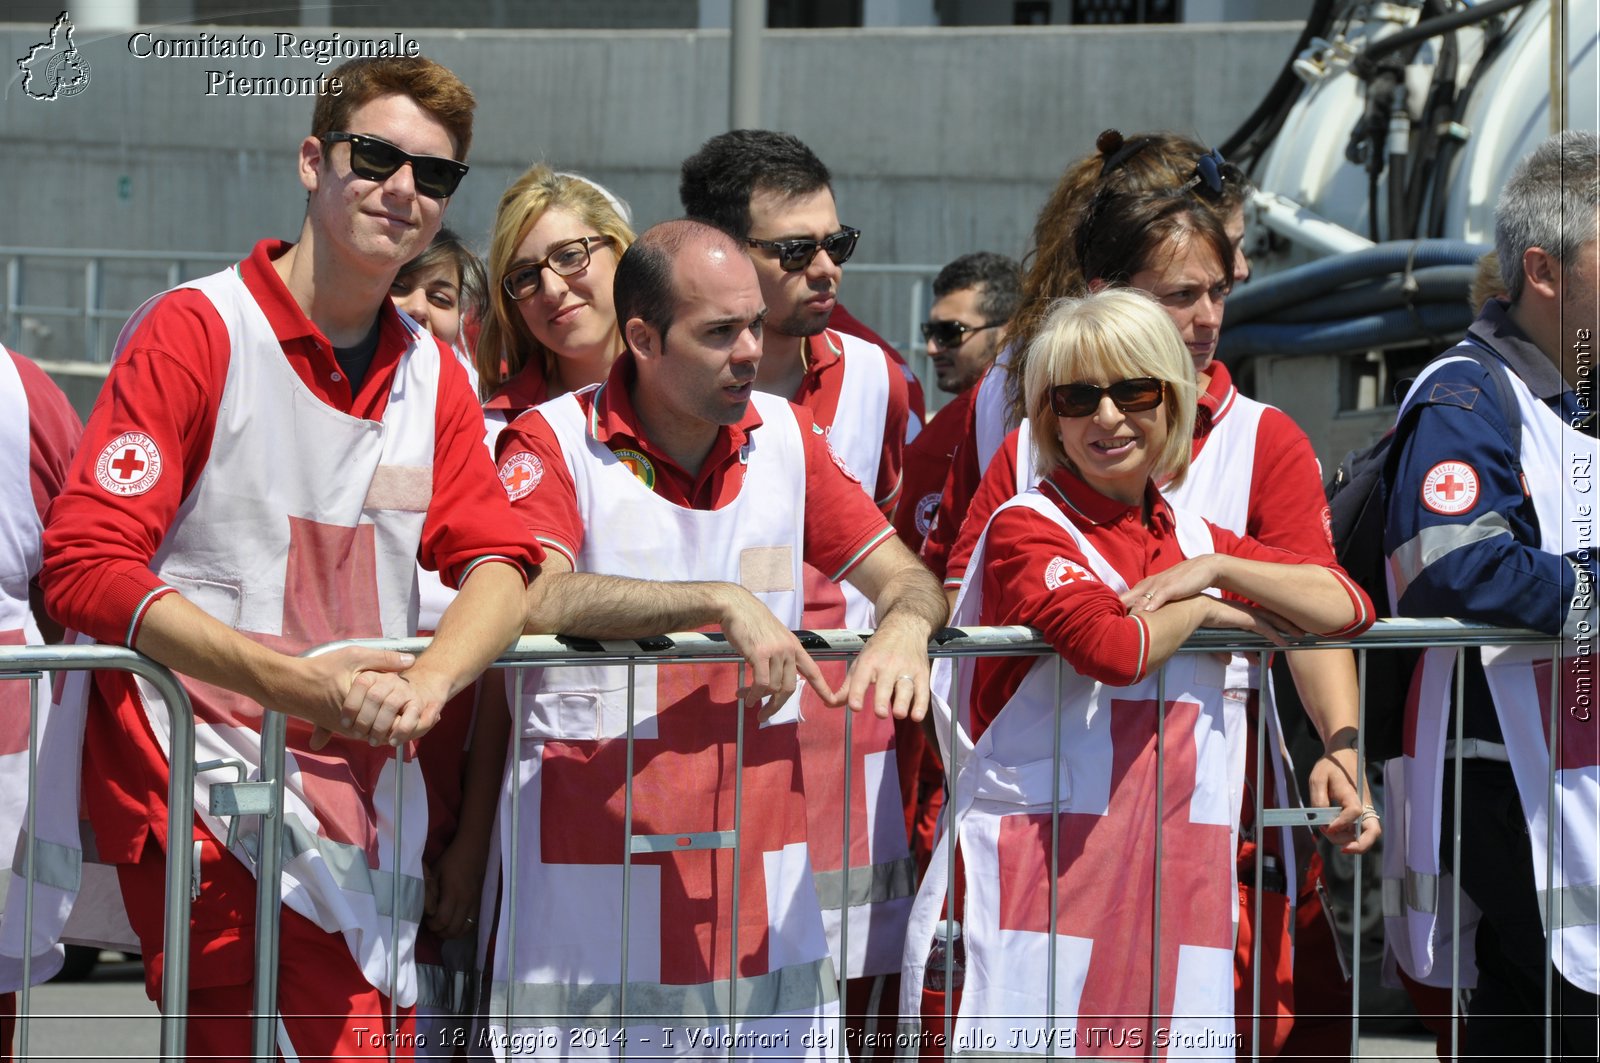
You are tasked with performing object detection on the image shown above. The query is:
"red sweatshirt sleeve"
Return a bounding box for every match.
[494,409,585,570]
[981,505,1151,686]
[40,291,226,645]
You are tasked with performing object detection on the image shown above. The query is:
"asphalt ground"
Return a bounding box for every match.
[11,954,1442,1061]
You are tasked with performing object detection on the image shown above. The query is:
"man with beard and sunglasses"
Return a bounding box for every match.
[32,57,537,1059]
[680,131,919,1048]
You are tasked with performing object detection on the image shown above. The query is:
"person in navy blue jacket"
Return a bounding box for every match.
[1382,130,1598,1059]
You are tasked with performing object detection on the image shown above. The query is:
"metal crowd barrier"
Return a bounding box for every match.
[0,619,1574,1060]
[0,643,196,1062]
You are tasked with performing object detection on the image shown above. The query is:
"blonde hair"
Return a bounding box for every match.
[1024,288,1198,488]
[1469,250,1506,310]
[477,164,636,392]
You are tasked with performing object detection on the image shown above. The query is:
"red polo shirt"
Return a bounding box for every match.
[970,468,1368,740]
[893,385,974,553]
[795,328,910,515]
[496,352,895,580]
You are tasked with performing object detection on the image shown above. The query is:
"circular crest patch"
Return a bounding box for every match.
[914,492,940,537]
[95,432,162,496]
[1044,556,1095,590]
[613,448,656,490]
[1421,461,1479,516]
[498,451,543,502]
[825,439,861,485]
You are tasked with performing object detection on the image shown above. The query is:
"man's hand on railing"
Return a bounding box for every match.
[337,666,441,748]
[264,645,418,750]
[843,612,932,722]
[718,586,839,721]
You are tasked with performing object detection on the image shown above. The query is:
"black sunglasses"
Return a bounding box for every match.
[502,236,615,302]
[745,227,860,272]
[1181,147,1240,202]
[1049,377,1166,418]
[921,319,1002,350]
[321,131,469,200]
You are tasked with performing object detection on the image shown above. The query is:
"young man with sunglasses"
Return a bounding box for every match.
[680,132,920,1037]
[485,219,946,1058]
[36,57,538,1059]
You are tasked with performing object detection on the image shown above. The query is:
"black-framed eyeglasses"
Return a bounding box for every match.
[1049,377,1166,418]
[501,236,615,302]
[745,227,860,272]
[921,319,1002,350]
[320,131,468,200]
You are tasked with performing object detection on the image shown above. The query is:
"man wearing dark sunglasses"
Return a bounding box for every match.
[37,57,537,1059]
[680,129,921,1028]
[895,252,1020,554]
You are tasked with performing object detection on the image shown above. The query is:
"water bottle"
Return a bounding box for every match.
[923,919,965,991]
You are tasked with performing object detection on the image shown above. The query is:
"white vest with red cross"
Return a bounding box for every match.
[135,268,436,1004]
[1383,355,1600,993]
[0,349,52,982]
[900,490,1242,1058]
[792,329,918,980]
[487,388,840,1059]
[0,356,136,988]
[1162,388,1298,895]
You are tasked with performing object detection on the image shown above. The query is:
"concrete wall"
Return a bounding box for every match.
[1,19,1300,387]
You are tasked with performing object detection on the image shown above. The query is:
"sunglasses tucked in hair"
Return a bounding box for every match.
[502,236,614,301]
[1180,147,1241,202]
[1049,377,1166,418]
[745,227,860,272]
[321,131,468,199]
[921,319,1002,349]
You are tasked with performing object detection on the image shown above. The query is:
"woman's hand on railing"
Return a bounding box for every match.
[1309,736,1381,854]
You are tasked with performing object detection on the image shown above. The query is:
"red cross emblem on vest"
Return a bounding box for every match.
[0,629,31,757]
[796,564,908,911]
[539,659,815,984]
[185,516,400,864]
[1536,657,1600,771]
[996,696,1234,1057]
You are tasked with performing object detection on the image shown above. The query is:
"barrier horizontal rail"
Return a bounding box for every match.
[305,616,1555,666]
[0,616,1566,1061]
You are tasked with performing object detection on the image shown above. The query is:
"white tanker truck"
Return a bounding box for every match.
[1218,0,1596,1012]
[1222,0,1596,467]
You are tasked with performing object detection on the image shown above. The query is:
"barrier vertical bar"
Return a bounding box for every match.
[4,257,20,351]
[1045,655,1063,1060]
[1545,637,1560,1061]
[1151,664,1167,1031]
[1349,647,1369,1061]
[505,672,524,1043]
[250,709,288,1059]
[1250,650,1267,1062]
[83,259,99,366]
[17,673,40,1061]
[839,702,853,1054]
[387,747,404,1062]
[619,662,637,1036]
[1448,650,1466,1059]
[160,666,197,1063]
[729,662,746,1058]
[943,656,959,1061]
